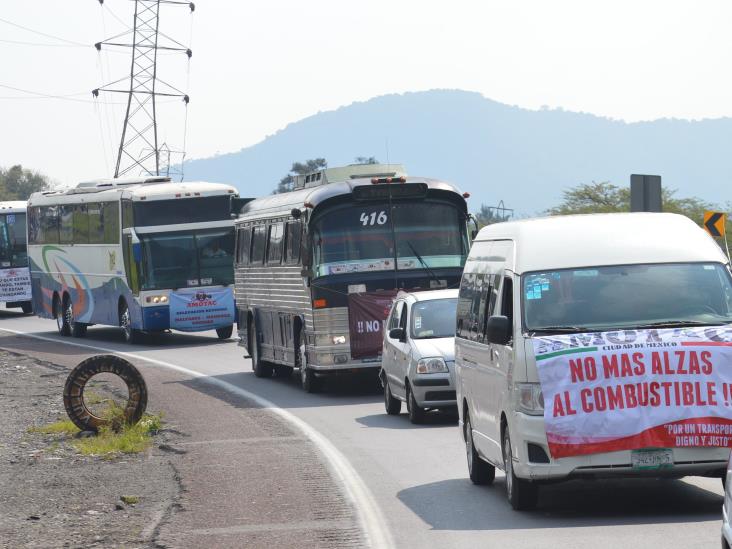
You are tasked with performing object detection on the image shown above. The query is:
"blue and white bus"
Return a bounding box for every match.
[27,177,240,342]
[0,201,32,314]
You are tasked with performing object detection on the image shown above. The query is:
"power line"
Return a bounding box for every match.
[0,38,87,48]
[0,16,87,47]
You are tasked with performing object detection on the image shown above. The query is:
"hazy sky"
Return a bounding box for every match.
[2,0,731,185]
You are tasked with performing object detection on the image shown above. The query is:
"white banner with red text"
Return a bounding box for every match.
[533,326,732,458]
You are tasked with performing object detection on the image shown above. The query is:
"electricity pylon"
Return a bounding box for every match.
[93,0,194,178]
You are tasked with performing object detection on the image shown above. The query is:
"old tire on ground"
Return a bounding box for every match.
[503,426,538,510]
[250,318,273,378]
[465,413,495,485]
[63,355,148,432]
[216,325,233,339]
[55,295,69,336]
[21,301,32,314]
[383,374,401,415]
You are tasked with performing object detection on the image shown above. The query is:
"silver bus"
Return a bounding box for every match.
[234,164,471,392]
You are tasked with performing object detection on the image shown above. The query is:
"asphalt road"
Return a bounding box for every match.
[0,311,725,549]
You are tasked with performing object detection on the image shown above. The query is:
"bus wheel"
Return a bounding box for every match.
[21,301,32,314]
[299,347,319,393]
[65,299,87,338]
[250,318,272,378]
[119,301,140,344]
[55,295,70,337]
[216,325,233,339]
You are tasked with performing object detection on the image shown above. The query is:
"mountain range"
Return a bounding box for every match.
[183,89,732,215]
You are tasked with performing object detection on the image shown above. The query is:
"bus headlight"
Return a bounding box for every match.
[146,295,169,304]
[332,335,346,345]
[516,383,544,415]
[416,357,448,374]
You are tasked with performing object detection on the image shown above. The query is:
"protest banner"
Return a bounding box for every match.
[533,327,732,458]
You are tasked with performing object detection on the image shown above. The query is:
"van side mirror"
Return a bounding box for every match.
[389,327,406,342]
[485,315,511,345]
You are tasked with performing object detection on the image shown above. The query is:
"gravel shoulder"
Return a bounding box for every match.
[0,333,366,549]
[0,351,181,549]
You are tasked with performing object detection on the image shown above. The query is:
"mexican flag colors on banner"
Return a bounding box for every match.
[533,326,732,458]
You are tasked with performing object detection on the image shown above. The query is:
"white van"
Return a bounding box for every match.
[456,213,732,510]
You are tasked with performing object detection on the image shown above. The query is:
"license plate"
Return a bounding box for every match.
[631,448,673,470]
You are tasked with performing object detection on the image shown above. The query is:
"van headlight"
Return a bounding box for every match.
[416,357,448,374]
[516,383,544,415]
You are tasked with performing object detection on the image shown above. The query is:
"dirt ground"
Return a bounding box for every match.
[0,351,182,549]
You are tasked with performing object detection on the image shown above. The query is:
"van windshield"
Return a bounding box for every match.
[523,263,732,332]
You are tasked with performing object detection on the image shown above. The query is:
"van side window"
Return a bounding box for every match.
[501,276,514,343]
[478,273,501,342]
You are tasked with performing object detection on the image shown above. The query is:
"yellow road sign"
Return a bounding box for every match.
[703,211,726,237]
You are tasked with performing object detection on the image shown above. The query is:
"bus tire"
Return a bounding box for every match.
[216,325,233,339]
[250,318,272,378]
[55,294,70,337]
[63,355,147,432]
[119,300,140,344]
[65,298,87,338]
[21,302,32,314]
[299,346,319,393]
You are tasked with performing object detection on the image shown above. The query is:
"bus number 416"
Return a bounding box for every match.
[360,211,388,226]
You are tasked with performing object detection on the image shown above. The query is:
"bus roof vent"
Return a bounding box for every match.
[292,164,407,189]
[72,176,172,193]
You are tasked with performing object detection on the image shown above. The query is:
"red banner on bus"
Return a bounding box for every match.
[348,290,398,359]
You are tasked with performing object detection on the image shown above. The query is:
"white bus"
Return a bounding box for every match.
[27,177,241,342]
[0,201,32,314]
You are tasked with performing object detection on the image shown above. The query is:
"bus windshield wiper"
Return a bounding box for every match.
[406,241,440,284]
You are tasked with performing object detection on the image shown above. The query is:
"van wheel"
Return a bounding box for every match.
[406,383,426,424]
[250,318,272,378]
[503,426,538,510]
[216,325,233,339]
[55,295,70,336]
[465,414,495,485]
[383,374,401,415]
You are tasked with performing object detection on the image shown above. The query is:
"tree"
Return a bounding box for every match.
[0,165,51,200]
[353,156,378,165]
[547,181,714,225]
[274,158,327,194]
[474,203,512,228]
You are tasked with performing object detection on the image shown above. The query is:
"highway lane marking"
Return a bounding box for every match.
[179,435,307,446]
[0,328,394,549]
[189,519,356,535]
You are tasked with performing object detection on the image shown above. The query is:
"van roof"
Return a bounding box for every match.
[399,288,459,302]
[474,213,727,273]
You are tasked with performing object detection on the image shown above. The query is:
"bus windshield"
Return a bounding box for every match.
[139,228,234,290]
[312,202,466,277]
[0,213,27,268]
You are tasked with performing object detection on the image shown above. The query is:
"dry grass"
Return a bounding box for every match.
[28,420,80,436]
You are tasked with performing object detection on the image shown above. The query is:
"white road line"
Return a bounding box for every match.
[0,328,394,549]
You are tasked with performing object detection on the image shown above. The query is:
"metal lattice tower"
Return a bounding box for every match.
[93,0,193,178]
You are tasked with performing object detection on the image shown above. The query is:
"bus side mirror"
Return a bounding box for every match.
[301,239,312,268]
[485,315,511,345]
[132,242,142,263]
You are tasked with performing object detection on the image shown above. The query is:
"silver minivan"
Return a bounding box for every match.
[456,213,731,510]
[381,289,458,423]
